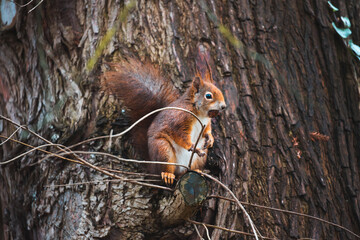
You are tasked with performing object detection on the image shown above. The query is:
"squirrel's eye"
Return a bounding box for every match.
[205,92,213,100]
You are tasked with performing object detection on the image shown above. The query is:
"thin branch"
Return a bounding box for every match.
[99,168,160,178]
[201,172,260,240]
[46,179,127,188]
[0,115,52,144]
[56,149,174,191]
[0,115,82,163]
[9,0,33,7]
[52,150,174,191]
[0,126,22,146]
[202,223,212,240]
[188,123,205,168]
[45,178,161,188]
[108,129,113,152]
[56,150,190,169]
[188,219,275,240]
[208,195,360,239]
[72,156,174,191]
[0,142,77,165]
[0,135,82,165]
[193,224,205,240]
[28,0,43,13]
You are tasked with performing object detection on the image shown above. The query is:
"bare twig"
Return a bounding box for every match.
[70,156,174,191]
[45,178,161,188]
[45,179,130,188]
[188,123,205,169]
[99,168,160,178]
[59,152,174,191]
[201,172,259,240]
[55,149,174,191]
[208,195,360,239]
[188,219,275,240]
[202,223,212,240]
[193,223,205,240]
[0,115,81,163]
[56,150,190,169]
[0,135,82,165]
[0,126,22,146]
[0,142,78,165]
[9,0,33,7]
[0,115,52,145]
[28,0,43,13]
[108,129,113,152]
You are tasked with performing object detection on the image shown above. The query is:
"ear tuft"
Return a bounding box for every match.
[192,76,203,93]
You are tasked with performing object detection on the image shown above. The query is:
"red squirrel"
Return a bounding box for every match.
[101,59,226,184]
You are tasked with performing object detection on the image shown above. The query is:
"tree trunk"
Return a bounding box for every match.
[1,0,359,239]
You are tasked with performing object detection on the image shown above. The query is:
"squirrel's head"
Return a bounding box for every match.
[190,76,226,118]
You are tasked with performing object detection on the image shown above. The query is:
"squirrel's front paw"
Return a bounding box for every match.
[203,133,214,149]
[161,172,175,185]
[188,144,206,157]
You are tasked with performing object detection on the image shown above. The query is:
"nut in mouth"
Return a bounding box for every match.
[208,110,220,118]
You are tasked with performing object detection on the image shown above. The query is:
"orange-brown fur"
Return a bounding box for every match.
[101,59,226,182]
[148,75,225,178]
[101,59,179,159]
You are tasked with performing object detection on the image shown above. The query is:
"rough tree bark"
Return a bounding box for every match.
[0,0,359,239]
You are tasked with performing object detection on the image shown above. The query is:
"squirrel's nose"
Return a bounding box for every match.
[220,103,227,110]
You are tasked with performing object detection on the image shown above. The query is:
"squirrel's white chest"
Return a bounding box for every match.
[173,116,210,174]
[190,116,209,142]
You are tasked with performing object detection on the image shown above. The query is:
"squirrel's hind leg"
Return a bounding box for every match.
[148,137,177,185]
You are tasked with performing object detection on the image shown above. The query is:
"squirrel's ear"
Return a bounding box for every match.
[192,76,203,93]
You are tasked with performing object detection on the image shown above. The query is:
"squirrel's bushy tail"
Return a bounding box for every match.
[101,59,179,121]
[101,59,180,159]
